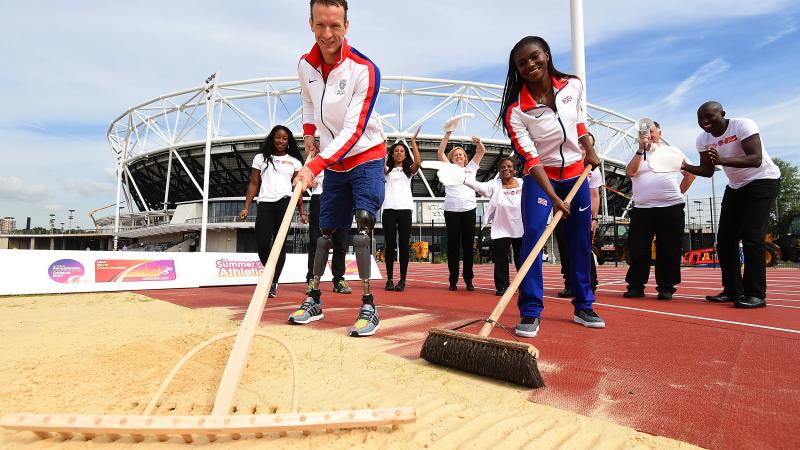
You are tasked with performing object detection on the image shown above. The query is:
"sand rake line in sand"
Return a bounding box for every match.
[142,331,300,416]
[1,181,416,442]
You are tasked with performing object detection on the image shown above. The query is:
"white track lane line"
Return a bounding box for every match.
[546,295,800,335]
[597,284,800,308]
[403,278,800,334]
[405,267,799,297]
[593,289,800,309]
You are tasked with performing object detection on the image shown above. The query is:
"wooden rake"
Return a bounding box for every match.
[1,183,415,443]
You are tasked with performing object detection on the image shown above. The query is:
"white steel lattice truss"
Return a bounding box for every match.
[107,76,654,239]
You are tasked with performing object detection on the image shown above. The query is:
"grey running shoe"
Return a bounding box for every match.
[288,298,324,324]
[268,282,278,298]
[333,279,352,294]
[515,318,540,338]
[573,309,605,328]
[349,302,380,337]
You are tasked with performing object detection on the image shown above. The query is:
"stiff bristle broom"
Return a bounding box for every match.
[420,166,593,388]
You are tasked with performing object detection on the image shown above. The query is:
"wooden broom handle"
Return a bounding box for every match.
[478,166,592,337]
[211,181,305,415]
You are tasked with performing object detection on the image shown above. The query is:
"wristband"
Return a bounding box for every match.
[636,151,644,156]
[592,217,599,221]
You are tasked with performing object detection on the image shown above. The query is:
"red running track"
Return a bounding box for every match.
[139,263,800,450]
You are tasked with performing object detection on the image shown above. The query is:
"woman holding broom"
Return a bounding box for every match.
[498,35,603,337]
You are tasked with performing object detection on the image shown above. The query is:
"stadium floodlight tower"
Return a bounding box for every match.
[106,0,653,251]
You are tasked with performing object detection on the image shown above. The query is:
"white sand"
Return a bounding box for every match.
[0,293,700,449]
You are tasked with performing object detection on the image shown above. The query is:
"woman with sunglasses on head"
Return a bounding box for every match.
[498,36,602,338]
[240,125,307,298]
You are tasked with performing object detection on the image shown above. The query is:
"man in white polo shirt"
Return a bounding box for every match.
[623,121,695,300]
[682,101,781,309]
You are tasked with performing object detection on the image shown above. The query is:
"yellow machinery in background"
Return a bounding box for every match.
[412,241,429,260]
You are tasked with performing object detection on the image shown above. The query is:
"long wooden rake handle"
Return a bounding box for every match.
[211,181,305,415]
[478,166,592,337]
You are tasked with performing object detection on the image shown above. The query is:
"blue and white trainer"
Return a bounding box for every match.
[573,309,605,328]
[515,318,540,338]
[349,302,380,337]
[288,298,324,324]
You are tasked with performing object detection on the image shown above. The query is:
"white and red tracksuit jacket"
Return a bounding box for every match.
[298,40,384,176]
[504,76,589,180]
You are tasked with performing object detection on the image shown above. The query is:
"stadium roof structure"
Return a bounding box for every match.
[107,75,655,246]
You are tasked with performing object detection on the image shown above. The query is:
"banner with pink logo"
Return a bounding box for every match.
[95,259,177,283]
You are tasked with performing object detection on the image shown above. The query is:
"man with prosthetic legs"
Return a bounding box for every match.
[289,211,380,336]
[289,0,385,336]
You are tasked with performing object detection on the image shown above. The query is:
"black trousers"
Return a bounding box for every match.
[717,178,780,299]
[625,203,685,293]
[493,237,522,291]
[255,197,290,282]
[382,209,412,281]
[444,209,476,285]
[306,194,347,282]
[554,221,598,292]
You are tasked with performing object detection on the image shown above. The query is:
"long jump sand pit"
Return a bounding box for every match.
[0,293,698,449]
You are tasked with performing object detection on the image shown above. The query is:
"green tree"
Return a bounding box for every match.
[771,157,800,231]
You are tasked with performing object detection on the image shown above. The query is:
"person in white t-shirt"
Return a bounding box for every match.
[437,131,485,291]
[240,125,307,298]
[682,101,781,309]
[465,157,523,296]
[381,127,422,292]
[623,121,695,300]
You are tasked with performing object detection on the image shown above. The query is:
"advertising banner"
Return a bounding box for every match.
[95,259,177,283]
[197,253,381,286]
[0,251,196,295]
[0,250,381,295]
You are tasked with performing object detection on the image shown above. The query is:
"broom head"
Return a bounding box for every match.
[420,328,544,388]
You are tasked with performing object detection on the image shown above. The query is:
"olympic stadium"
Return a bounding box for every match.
[106,75,648,253]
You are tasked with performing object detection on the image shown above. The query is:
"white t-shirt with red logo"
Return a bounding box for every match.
[444,160,478,212]
[252,153,302,202]
[464,177,524,239]
[628,144,689,208]
[696,118,780,189]
[383,166,415,211]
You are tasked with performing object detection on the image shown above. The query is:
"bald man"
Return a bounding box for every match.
[682,102,781,309]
